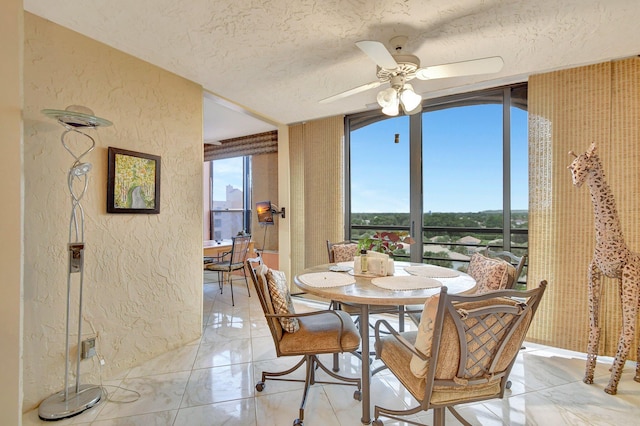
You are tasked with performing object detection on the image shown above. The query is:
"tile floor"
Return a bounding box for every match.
[23,272,640,426]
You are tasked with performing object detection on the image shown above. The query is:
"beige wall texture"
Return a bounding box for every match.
[528,58,640,359]
[251,152,279,252]
[0,0,24,423]
[289,116,345,280]
[23,13,203,411]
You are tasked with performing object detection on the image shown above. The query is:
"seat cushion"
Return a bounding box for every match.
[377,331,427,401]
[467,253,515,293]
[278,310,360,355]
[378,330,503,404]
[266,269,300,333]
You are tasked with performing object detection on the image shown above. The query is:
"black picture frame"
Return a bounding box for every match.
[107,147,161,214]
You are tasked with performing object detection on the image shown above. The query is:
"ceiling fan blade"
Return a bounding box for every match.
[355,40,398,70]
[319,80,382,104]
[415,56,504,80]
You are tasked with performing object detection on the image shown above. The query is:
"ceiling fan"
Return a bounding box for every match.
[320,36,504,116]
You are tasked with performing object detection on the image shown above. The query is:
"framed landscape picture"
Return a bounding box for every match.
[107,147,161,214]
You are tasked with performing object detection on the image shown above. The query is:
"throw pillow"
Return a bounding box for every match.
[410,294,440,378]
[467,253,513,293]
[332,243,359,263]
[266,268,300,333]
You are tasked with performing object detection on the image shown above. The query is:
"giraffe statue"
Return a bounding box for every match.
[568,142,640,395]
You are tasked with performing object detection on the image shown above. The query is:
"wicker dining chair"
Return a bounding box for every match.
[204,235,251,306]
[407,253,516,327]
[326,240,407,372]
[483,247,528,289]
[466,252,518,293]
[326,240,405,328]
[372,281,547,426]
[246,257,362,426]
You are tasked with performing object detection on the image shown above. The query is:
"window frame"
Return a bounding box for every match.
[345,83,528,268]
[207,155,252,240]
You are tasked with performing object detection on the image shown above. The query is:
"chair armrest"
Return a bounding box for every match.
[208,251,231,262]
[374,319,428,361]
[266,309,352,351]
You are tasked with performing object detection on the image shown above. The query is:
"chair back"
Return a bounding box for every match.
[326,240,359,263]
[484,247,528,287]
[230,235,252,266]
[424,282,547,405]
[246,257,285,344]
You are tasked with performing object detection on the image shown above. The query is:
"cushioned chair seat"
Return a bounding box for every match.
[377,329,504,405]
[278,310,360,355]
[377,331,426,400]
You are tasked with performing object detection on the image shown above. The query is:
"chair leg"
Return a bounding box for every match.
[229,272,235,306]
[255,354,361,425]
[433,407,445,426]
[297,355,315,424]
[373,404,425,426]
[241,266,251,298]
[332,353,340,372]
[447,407,472,426]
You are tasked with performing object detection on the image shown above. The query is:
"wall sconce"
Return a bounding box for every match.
[272,206,285,219]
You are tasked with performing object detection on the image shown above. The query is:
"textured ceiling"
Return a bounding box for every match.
[25,0,640,140]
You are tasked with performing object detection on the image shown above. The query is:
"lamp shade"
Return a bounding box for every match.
[381,102,399,116]
[377,87,398,108]
[400,84,422,111]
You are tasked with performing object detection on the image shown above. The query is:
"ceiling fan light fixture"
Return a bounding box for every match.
[381,102,399,116]
[399,84,422,112]
[376,87,398,108]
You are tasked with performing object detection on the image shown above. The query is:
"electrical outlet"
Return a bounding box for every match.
[81,337,97,359]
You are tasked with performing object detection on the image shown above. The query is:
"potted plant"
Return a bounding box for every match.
[357,231,415,257]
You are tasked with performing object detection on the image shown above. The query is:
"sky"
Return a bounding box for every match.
[350,103,528,213]
[212,103,529,214]
[211,156,244,201]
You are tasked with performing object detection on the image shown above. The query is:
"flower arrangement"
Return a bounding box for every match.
[357,231,415,256]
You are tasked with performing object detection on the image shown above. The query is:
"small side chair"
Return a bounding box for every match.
[246,257,362,426]
[372,281,547,426]
[407,252,516,327]
[483,247,528,289]
[204,235,251,306]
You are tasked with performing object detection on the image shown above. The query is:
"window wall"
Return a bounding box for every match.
[207,156,252,240]
[346,84,528,280]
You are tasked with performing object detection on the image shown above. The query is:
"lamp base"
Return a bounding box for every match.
[38,384,104,421]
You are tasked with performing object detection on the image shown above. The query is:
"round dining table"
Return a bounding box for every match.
[294,261,476,425]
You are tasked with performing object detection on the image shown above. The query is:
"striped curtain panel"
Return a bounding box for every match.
[204,130,278,161]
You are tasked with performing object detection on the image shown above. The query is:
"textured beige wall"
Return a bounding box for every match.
[528,58,640,359]
[289,116,345,279]
[276,124,292,277]
[0,0,23,422]
[23,13,203,410]
[251,152,279,252]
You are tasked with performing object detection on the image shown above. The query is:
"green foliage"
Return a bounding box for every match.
[351,210,528,229]
[357,231,415,256]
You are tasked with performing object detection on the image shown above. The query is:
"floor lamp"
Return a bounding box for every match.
[38,105,112,421]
